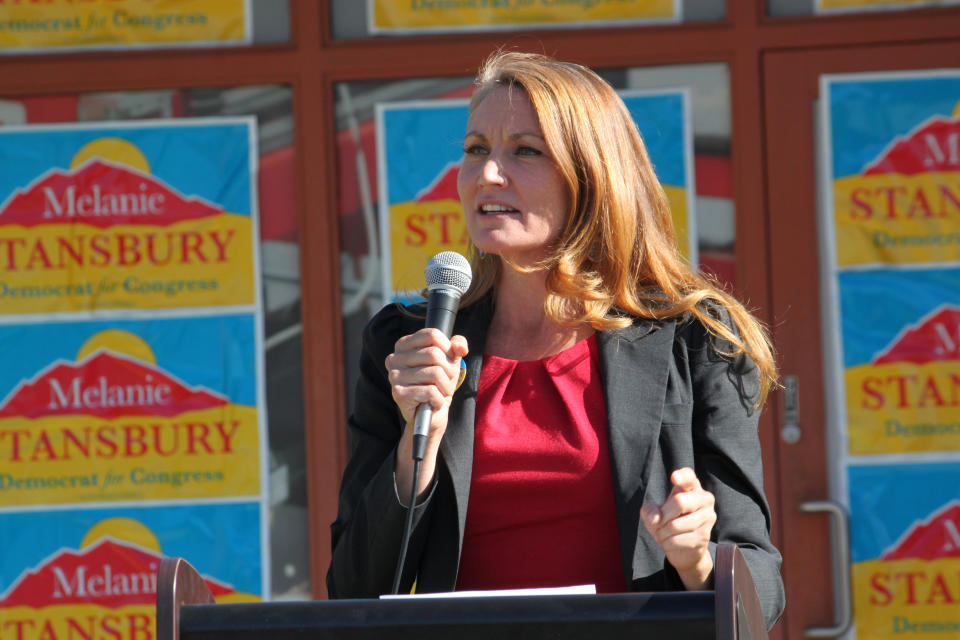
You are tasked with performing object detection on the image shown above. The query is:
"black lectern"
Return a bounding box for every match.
[156,543,768,640]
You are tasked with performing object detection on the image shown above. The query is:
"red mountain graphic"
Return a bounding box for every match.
[0,538,236,608]
[863,116,960,176]
[882,502,960,561]
[0,158,222,228]
[0,350,227,420]
[415,162,460,202]
[874,306,960,365]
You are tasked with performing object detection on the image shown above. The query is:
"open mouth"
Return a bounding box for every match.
[479,203,519,214]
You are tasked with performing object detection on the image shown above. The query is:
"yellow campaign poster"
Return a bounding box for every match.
[849,465,960,638]
[0,507,262,639]
[817,0,960,14]
[0,0,250,53]
[837,271,959,456]
[376,90,695,299]
[0,120,258,315]
[0,315,264,507]
[824,73,960,269]
[369,0,679,34]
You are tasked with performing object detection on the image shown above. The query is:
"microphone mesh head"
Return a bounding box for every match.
[425,251,472,296]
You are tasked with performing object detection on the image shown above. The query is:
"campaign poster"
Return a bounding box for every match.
[368,0,680,35]
[0,0,251,54]
[0,118,259,315]
[376,90,695,299]
[0,503,262,640]
[839,269,960,455]
[822,72,960,269]
[0,313,265,508]
[622,90,697,267]
[820,71,960,457]
[816,0,960,14]
[849,463,960,638]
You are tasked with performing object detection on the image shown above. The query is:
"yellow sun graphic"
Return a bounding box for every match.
[70,137,151,174]
[81,518,162,553]
[76,329,157,365]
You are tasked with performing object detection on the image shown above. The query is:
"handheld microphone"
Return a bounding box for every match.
[412,251,472,461]
[393,251,471,594]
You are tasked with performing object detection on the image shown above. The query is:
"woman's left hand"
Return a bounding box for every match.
[640,467,717,590]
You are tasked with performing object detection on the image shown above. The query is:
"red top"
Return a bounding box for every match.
[455,334,626,593]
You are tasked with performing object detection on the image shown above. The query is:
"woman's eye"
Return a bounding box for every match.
[464,144,487,155]
[516,146,542,156]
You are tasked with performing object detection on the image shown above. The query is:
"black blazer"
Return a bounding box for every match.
[327,295,785,629]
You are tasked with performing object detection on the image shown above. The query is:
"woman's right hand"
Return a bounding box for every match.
[387,328,468,501]
[387,328,469,432]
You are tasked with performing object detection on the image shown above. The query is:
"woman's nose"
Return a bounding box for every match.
[480,158,506,186]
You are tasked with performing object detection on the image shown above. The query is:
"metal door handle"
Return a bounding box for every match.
[799,501,852,638]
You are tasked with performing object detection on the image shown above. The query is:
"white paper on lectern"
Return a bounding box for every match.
[381,585,597,599]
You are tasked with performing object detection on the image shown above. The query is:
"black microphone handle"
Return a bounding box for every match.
[424,287,460,337]
[411,287,461,460]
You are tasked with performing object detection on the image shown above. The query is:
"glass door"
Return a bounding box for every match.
[764,41,960,640]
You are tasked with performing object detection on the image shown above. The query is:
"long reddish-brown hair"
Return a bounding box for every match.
[459,51,778,406]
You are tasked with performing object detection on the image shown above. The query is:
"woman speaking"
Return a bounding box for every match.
[327,50,785,630]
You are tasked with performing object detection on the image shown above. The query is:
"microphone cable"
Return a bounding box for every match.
[391,457,423,595]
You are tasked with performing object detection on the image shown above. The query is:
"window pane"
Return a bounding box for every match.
[250,0,291,43]
[331,0,724,39]
[0,1,288,54]
[607,64,736,289]
[768,0,960,16]
[336,76,473,412]
[0,85,308,601]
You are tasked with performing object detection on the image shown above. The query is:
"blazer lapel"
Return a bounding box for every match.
[598,318,676,585]
[439,296,492,558]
